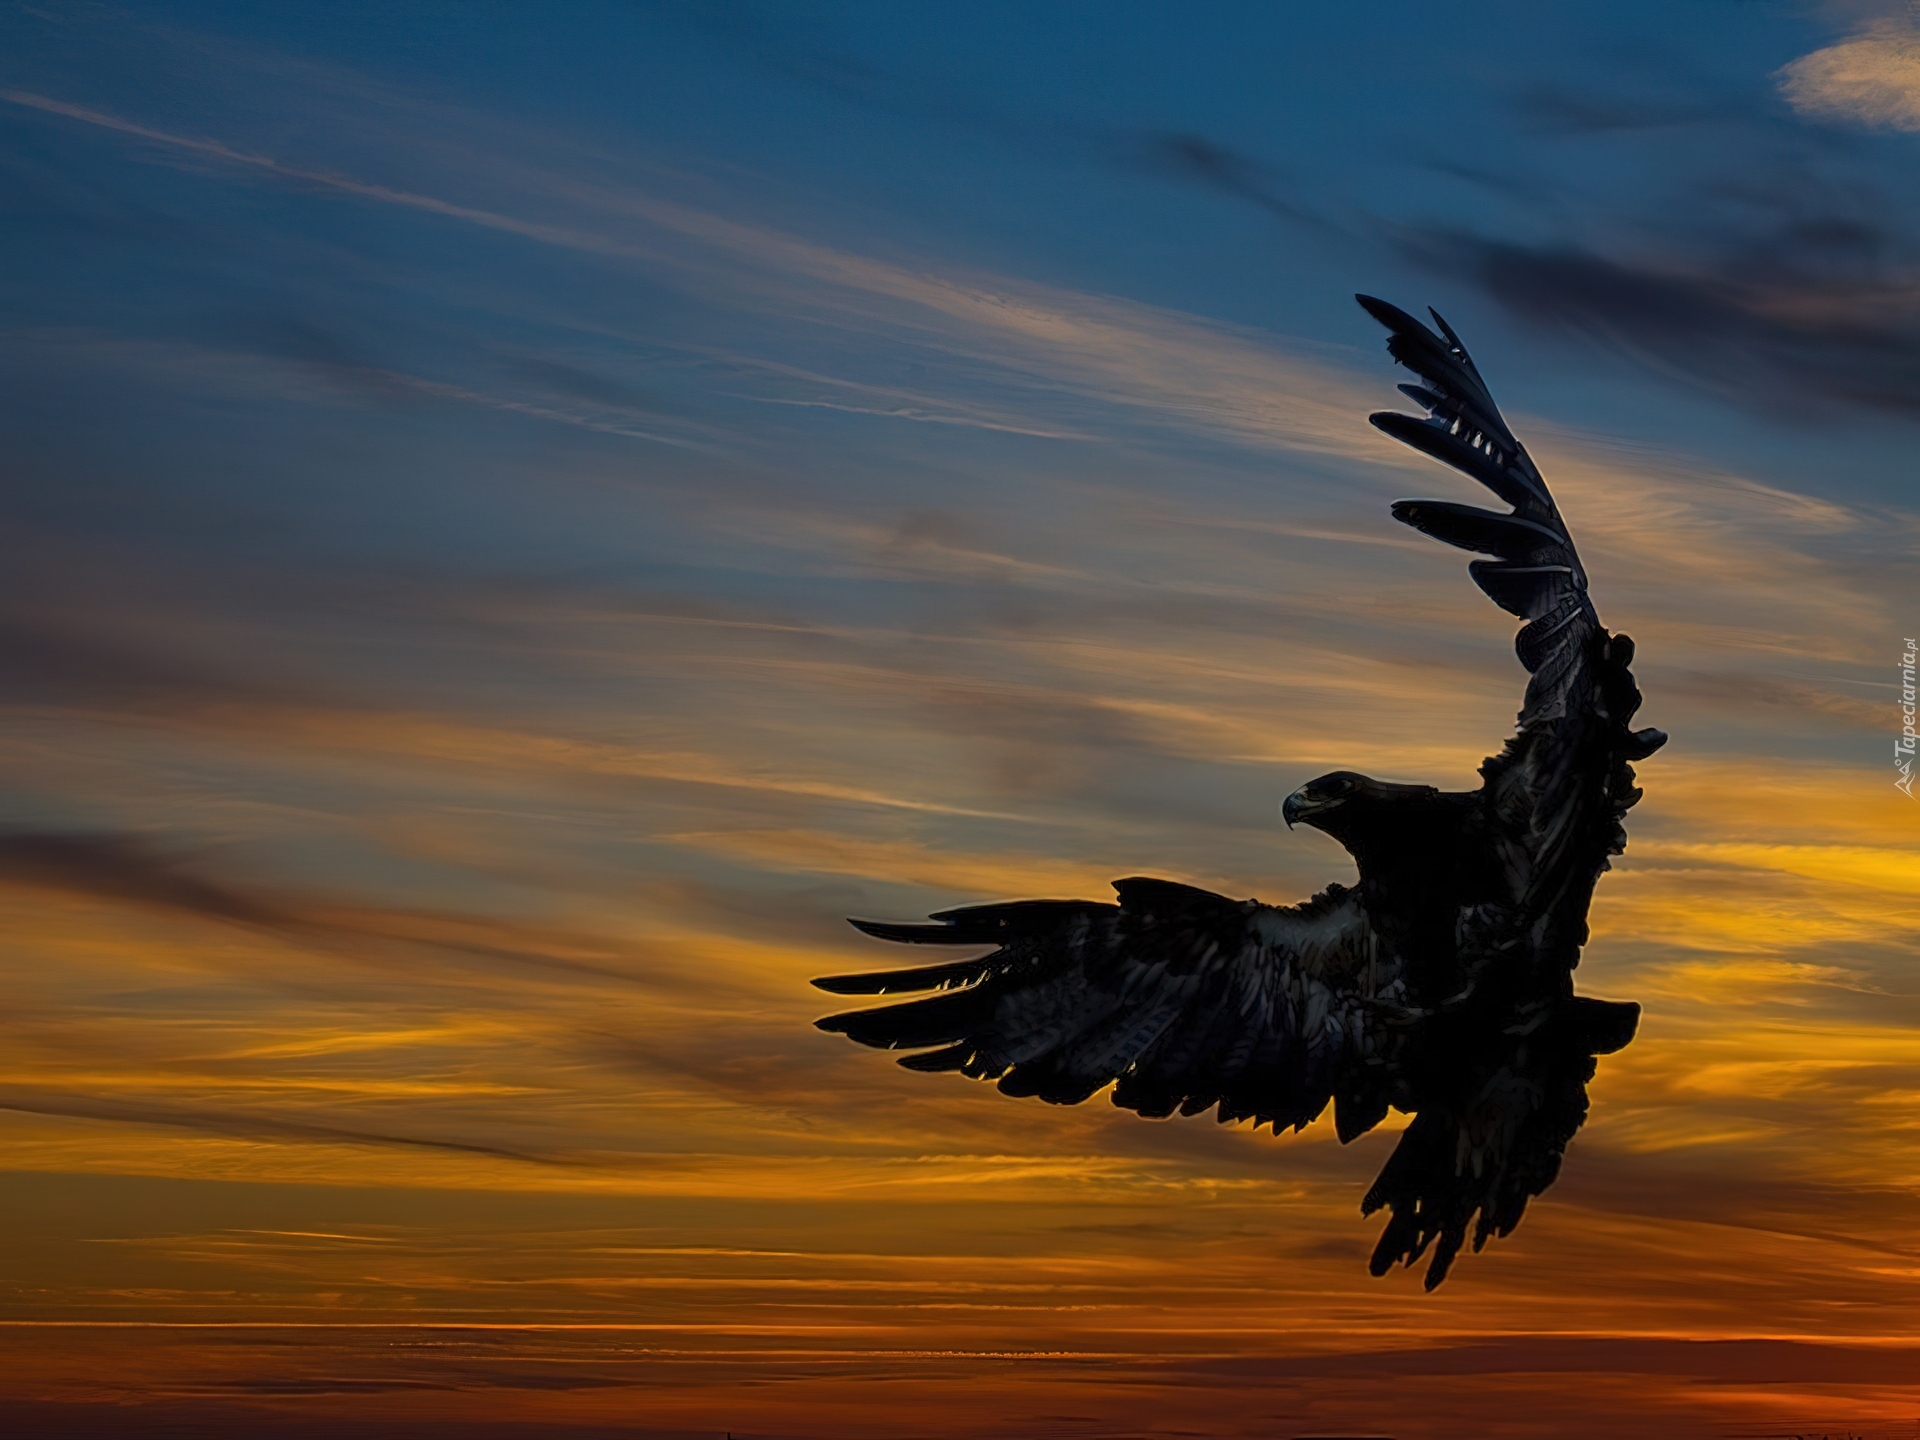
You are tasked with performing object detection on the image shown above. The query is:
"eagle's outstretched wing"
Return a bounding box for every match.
[815,878,1405,1143]
[1358,294,1666,978]
[1356,295,1662,1285]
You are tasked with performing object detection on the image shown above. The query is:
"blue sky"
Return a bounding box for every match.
[4,4,1920,1437]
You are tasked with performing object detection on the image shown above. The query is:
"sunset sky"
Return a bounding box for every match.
[4,3,1920,1436]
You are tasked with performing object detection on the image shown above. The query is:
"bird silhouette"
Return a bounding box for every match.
[813,296,1666,1288]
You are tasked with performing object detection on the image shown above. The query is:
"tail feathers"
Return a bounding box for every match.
[1362,1002,1615,1290]
[1362,1106,1550,1292]
[1362,1109,1487,1292]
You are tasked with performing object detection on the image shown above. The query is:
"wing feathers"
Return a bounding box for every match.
[1110,875,1232,914]
[896,1041,975,1073]
[813,953,999,994]
[1467,561,1576,621]
[1389,499,1572,564]
[1355,295,1504,422]
[926,898,1113,933]
[1368,412,1550,516]
[815,985,996,1048]
[815,881,1398,1133]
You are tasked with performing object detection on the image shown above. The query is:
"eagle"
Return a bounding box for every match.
[812,296,1667,1288]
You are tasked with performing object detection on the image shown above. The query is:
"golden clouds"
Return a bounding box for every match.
[1779,23,1920,132]
[5,38,1920,1438]
[1594,759,1920,971]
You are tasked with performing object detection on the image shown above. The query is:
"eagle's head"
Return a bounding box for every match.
[1281,771,1441,848]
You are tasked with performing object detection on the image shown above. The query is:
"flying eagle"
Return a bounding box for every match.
[812,296,1667,1288]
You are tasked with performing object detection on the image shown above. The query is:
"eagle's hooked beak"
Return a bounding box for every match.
[1283,781,1353,831]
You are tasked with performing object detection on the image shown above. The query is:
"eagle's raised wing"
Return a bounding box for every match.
[1356,295,1661,1285]
[815,878,1406,1143]
[1359,294,1666,980]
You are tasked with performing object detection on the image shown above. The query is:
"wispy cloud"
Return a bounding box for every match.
[1779,21,1920,132]
[0,86,1405,466]
[0,89,670,261]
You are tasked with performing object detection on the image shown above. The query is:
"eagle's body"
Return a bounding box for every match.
[813,297,1666,1288]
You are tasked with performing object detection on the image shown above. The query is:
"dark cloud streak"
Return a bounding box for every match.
[0,833,293,928]
[1512,84,1750,135]
[639,0,1323,230]
[1390,78,1920,424]
[1398,218,1920,421]
[0,832,660,987]
[1116,131,1323,228]
[0,1088,568,1165]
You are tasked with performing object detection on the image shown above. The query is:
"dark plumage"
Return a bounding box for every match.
[812,297,1667,1288]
